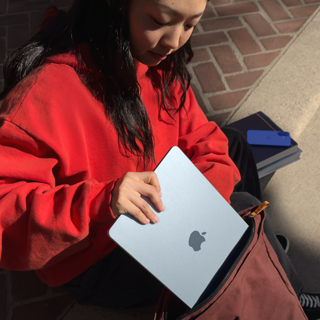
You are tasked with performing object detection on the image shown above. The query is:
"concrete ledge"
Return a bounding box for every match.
[227,8,320,293]
[227,7,320,141]
[263,105,320,292]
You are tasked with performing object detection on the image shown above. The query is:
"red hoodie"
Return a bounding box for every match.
[0,44,240,286]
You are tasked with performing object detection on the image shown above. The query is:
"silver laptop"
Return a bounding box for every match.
[109,146,248,308]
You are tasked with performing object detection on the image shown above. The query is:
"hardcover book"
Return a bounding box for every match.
[226,112,300,173]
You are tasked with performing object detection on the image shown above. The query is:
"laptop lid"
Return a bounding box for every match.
[109,146,248,308]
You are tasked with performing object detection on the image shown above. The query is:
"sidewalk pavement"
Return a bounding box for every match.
[231,7,320,293]
[1,0,320,319]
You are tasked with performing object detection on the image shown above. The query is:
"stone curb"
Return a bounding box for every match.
[228,6,320,140]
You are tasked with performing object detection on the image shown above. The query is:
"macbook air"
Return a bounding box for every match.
[109,146,249,308]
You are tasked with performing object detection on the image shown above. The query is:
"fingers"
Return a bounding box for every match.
[116,197,155,224]
[139,171,162,196]
[111,171,165,225]
[134,173,165,213]
[129,193,160,224]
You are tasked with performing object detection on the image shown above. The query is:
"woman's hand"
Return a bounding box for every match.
[111,172,165,224]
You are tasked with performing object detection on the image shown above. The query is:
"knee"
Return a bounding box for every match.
[222,127,247,146]
[230,192,261,212]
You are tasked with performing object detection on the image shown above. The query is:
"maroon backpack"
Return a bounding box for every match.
[154,204,307,320]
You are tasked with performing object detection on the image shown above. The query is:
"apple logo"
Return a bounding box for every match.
[188,231,207,251]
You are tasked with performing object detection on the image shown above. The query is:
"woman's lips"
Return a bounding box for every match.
[149,51,168,61]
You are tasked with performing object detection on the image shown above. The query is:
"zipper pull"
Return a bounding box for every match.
[249,201,269,218]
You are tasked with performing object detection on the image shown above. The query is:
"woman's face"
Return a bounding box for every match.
[128,0,207,66]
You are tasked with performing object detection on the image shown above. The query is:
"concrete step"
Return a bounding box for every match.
[228,8,320,293]
[228,7,320,142]
[263,104,320,292]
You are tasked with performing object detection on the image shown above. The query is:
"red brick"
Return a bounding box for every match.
[8,24,30,49]
[210,0,231,5]
[12,294,75,320]
[8,48,15,56]
[0,0,7,15]
[282,0,302,6]
[305,0,320,3]
[191,48,211,63]
[244,51,280,69]
[207,112,232,126]
[191,32,228,47]
[31,11,46,35]
[202,5,215,19]
[229,28,261,55]
[191,83,207,113]
[210,45,242,73]
[8,1,50,14]
[201,17,242,31]
[290,5,319,18]
[244,14,277,36]
[275,19,307,33]
[225,70,264,89]
[215,3,259,16]
[11,271,48,301]
[193,62,226,93]
[0,27,6,38]
[260,0,291,21]
[0,39,5,64]
[261,35,292,50]
[208,89,248,111]
[0,274,7,320]
[0,13,29,26]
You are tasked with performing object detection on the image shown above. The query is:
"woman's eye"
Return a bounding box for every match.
[151,16,195,30]
[153,18,167,26]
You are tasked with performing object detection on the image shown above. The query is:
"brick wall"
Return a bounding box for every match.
[0,0,74,92]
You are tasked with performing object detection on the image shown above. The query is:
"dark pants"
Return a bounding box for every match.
[62,128,303,309]
[222,127,262,201]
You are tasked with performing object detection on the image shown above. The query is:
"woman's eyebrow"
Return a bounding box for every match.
[155,3,204,19]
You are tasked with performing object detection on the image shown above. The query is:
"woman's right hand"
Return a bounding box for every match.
[111,171,165,224]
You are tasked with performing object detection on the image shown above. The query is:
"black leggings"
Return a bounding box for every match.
[222,127,262,201]
[62,128,303,309]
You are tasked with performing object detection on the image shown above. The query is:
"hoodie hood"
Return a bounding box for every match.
[41,6,149,81]
[44,42,149,82]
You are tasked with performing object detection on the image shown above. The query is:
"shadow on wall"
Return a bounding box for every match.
[0,0,75,94]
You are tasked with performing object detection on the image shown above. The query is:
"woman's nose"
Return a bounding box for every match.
[160,27,182,51]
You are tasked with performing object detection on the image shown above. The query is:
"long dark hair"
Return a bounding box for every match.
[0,0,194,164]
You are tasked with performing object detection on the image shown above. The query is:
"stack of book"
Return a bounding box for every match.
[226,111,302,178]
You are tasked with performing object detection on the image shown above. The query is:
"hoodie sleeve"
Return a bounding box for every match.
[178,87,241,203]
[0,119,117,270]
[0,60,121,271]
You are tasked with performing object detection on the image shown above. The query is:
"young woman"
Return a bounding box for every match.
[0,0,318,316]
